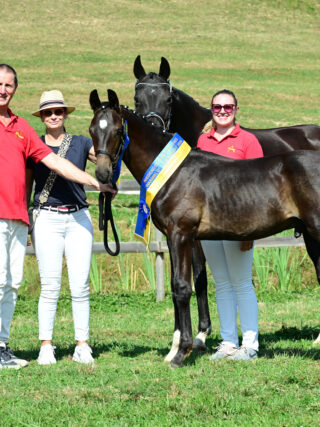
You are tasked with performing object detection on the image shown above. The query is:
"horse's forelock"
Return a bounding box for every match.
[140,72,168,83]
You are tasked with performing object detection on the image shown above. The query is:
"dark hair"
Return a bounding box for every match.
[0,64,18,87]
[211,89,237,107]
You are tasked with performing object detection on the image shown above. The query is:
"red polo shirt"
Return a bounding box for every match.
[197,123,263,159]
[0,109,52,224]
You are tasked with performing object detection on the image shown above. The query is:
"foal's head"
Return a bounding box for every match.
[89,89,123,183]
[133,55,172,131]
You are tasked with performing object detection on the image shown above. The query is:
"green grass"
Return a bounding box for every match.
[2,0,320,424]
[1,291,320,426]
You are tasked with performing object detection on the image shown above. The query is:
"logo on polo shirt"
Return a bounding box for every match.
[15,131,24,139]
[227,145,236,153]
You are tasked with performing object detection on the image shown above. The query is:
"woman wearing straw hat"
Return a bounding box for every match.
[27,90,114,365]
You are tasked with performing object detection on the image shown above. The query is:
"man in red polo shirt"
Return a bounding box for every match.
[0,64,114,369]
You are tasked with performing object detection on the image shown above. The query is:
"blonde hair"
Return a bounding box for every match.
[202,120,214,134]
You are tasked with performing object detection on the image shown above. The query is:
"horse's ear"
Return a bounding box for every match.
[89,89,101,111]
[159,57,170,81]
[108,89,120,113]
[133,55,146,79]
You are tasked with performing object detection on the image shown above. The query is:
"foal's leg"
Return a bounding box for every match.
[303,230,320,284]
[165,240,211,360]
[167,232,193,368]
[302,231,320,345]
[164,253,181,363]
[192,240,212,351]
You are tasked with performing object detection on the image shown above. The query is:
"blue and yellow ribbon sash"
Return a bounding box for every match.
[135,133,191,245]
[111,121,129,185]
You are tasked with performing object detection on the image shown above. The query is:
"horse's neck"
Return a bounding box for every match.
[122,112,168,184]
[171,89,212,146]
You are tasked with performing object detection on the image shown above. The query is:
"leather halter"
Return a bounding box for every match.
[135,80,172,132]
[94,104,123,257]
[95,105,125,171]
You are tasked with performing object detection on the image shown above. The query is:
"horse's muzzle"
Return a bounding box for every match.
[95,165,113,184]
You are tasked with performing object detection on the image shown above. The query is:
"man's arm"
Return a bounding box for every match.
[41,153,116,194]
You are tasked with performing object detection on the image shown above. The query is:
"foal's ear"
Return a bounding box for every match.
[108,89,120,113]
[89,90,101,111]
[159,57,170,81]
[133,55,146,79]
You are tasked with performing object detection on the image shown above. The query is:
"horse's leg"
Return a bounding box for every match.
[164,252,181,363]
[303,230,320,284]
[192,240,212,351]
[167,231,193,368]
[302,230,320,345]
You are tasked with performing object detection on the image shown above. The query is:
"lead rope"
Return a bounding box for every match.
[98,188,120,256]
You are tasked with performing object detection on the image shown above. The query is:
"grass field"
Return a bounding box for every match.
[1,0,320,425]
[3,290,320,426]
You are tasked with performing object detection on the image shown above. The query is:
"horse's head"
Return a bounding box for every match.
[133,55,172,131]
[89,89,124,184]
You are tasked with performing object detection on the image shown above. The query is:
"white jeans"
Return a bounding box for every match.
[32,208,93,342]
[201,240,259,351]
[0,219,28,343]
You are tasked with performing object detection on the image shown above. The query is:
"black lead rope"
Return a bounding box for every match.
[99,190,120,256]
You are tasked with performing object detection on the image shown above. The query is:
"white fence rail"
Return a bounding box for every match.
[26,233,305,302]
[27,180,306,301]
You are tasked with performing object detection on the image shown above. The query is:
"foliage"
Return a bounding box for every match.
[90,254,103,293]
[253,245,309,293]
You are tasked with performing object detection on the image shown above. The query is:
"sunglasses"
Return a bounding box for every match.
[211,104,235,114]
[42,108,65,117]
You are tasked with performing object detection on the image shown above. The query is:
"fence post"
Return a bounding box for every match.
[155,228,165,301]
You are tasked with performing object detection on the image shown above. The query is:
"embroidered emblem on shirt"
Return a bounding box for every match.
[227,145,236,153]
[15,131,24,139]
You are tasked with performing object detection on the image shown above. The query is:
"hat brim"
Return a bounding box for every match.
[32,105,75,117]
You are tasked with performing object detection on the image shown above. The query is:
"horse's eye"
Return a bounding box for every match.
[167,97,172,105]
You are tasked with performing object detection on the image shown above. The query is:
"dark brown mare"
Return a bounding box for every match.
[133,55,320,152]
[90,89,320,368]
[133,55,320,350]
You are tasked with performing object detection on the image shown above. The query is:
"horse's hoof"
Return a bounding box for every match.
[170,360,182,369]
[164,345,179,363]
[193,339,207,352]
[313,333,320,345]
[193,327,212,351]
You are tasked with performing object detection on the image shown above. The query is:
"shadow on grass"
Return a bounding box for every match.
[259,325,320,360]
[13,326,320,363]
[13,340,214,363]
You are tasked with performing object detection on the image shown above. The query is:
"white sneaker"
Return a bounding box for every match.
[209,342,237,360]
[72,343,94,364]
[37,344,57,365]
[228,346,258,361]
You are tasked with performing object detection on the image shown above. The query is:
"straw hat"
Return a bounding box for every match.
[32,90,75,116]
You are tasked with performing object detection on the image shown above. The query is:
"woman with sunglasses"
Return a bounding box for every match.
[197,89,263,361]
[26,90,116,365]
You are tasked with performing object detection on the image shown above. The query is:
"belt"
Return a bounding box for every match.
[40,205,84,213]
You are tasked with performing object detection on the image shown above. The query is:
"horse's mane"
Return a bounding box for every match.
[172,87,210,113]
[121,106,174,144]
